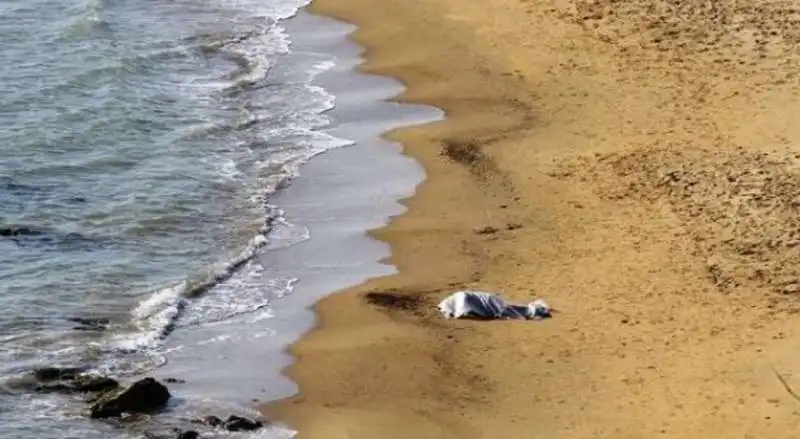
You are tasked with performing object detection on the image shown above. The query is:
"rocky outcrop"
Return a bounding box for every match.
[90,378,171,419]
[197,416,222,428]
[144,429,199,439]
[195,414,264,432]
[35,375,118,394]
[67,317,110,331]
[16,368,262,436]
[222,415,263,432]
[33,366,87,381]
[12,367,118,395]
[71,375,119,392]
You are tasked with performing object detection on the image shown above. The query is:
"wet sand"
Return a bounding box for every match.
[267,0,800,437]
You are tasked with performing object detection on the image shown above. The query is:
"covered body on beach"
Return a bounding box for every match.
[268,0,800,437]
[437,291,551,320]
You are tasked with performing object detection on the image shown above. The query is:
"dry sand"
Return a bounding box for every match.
[266,0,800,437]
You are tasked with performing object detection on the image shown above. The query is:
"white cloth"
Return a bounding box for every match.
[437,291,551,320]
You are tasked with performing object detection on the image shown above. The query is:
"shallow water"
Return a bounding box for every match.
[1,0,322,373]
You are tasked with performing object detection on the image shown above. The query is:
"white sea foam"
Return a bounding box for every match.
[196,334,233,346]
[205,155,242,182]
[219,0,311,22]
[0,0,354,438]
[228,25,291,86]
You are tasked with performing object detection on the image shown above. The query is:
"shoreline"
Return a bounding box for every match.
[264,0,535,434]
[269,0,800,437]
[149,6,439,425]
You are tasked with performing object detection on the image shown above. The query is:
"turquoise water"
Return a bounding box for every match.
[0,0,350,436]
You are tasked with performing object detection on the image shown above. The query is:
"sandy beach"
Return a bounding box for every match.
[267,0,800,437]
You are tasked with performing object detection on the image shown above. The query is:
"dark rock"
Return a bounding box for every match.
[90,377,170,418]
[223,415,263,432]
[143,429,188,439]
[29,371,118,394]
[200,416,223,427]
[33,366,86,382]
[117,412,149,424]
[33,383,75,393]
[71,375,119,392]
[0,227,44,238]
[195,414,263,431]
[164,377,186,384]
[85,391,106,404]
[68,317,110,332]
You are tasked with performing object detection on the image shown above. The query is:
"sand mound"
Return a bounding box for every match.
[564,0,800,80]
[557,146,800,307]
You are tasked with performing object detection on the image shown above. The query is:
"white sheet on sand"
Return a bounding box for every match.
[437,291,551,320]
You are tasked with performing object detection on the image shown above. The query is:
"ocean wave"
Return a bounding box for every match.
[195,23,290,89]
[62,0,110,39]
[0,5,356,439]
[111,231,282,352]
[217,0,311,22]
